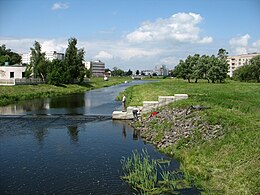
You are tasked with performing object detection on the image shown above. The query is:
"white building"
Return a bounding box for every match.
[21,53,31,64]
[85,60,105,77]
[0,65,26,79]
[21,51,64,64]
[154,65,169,76]
[227,53,260,77]
[45,51,64,61]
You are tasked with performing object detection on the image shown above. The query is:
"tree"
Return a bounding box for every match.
[0,44,21,65]
[216,48,229,83]
[29,41,48,81]
[111,67,125,76]
[125,69,133,76]
[136,70,140,75]
[233,55,260,82]
[175,56,194,83]
[63,38,85,83]
[47,59,64,85]
[249,55,260,82]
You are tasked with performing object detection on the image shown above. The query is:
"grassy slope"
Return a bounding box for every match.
[123,79,260,194]
[0,77,131,106]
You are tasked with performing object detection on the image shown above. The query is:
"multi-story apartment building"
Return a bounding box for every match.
[227,53,260,77]
[21,51,64,64]
[85,60,105,77]
[21,53,31,64]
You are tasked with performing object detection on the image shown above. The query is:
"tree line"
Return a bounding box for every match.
[173,48,229,83]
[25,37,88,85]
[233,55,260,82]
[0,45,21,65]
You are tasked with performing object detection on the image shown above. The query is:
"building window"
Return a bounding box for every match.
[10,72,14,78]
[22,72,26,78]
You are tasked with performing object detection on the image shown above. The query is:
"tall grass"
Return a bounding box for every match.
[121,149,190,194]
[122,79,260,194]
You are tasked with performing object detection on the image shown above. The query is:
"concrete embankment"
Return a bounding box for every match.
[112,94,188,120]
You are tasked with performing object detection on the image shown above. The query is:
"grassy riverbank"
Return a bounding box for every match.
[0,77,131,106]
[123,79,260,194]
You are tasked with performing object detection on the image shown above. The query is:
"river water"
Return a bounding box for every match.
[0,81,199,194]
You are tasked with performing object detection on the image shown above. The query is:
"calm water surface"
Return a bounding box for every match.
[0,81,198,194]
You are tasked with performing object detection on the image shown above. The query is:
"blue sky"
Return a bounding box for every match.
[0,0,260,70]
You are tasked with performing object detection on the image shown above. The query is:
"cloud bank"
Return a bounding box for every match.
[6,12,260,70]
[126,12,213,44]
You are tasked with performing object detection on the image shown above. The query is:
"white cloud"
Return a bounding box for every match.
[0,38,68,54]
[41,39,67,52]
[126,12,213,44]
[252,40,260,47]
[94,51,113,60]
[229,34,260,55]
[160,57,178,66]
[234,47,248,55]
[229,34,250,47]
[51,2,69,10]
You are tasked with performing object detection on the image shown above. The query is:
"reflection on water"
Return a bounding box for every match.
[0,118,179,194]
[0,80,199,194]
[67,125,79,143]
[0,80,151,115]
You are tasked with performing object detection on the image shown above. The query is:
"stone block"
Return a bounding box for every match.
[174,94,188,100]
[112,111,134,120]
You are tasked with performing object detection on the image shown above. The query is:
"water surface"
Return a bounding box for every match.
[0,81,199,194]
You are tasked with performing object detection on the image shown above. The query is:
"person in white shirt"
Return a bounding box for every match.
[122,95,126,112]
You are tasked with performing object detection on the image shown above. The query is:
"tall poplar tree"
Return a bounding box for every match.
[64,38,85,83]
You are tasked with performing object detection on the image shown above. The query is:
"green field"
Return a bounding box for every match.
[0,77,131,106]
[122,79,260,194]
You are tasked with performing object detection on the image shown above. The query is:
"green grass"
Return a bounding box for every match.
[0,77,131,106]
[122,78,260,194]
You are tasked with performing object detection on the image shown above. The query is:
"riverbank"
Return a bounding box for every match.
[123,79,260,194]
[0,77,131,106]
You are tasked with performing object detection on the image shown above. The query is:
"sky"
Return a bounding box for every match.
[0,0,260,70]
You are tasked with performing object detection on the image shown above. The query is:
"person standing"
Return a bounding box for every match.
[122,94,126,112]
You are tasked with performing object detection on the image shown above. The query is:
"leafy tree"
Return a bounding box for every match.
[47,59,64,85]
[111,67,125,76]
[217,48,229,83]
[126,69,133,76]
[29,41,48,81]
[233,55,260,82]
[136,70,140,75]
[249,55,260,82]
[175,49,229,83]
[64,38,85,83]
[190,54,200,83]
[175,56,194,83]
[85,68,91,78]
[0,44,21,65]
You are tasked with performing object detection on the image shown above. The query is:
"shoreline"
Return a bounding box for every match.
[0,77,131,107]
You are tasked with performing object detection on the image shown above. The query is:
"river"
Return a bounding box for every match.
[0,80,199,194]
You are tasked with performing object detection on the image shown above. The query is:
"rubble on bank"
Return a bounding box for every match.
[130,106,223,149]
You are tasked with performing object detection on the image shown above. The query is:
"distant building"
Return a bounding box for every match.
[141,70,154,76]
[227,53,260,77]
[154,65,169,76]
[21,53,31,64]
[21,51,64,64]
[0,64,26,79]
[45,51,64,61]
[85,60,105,77]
